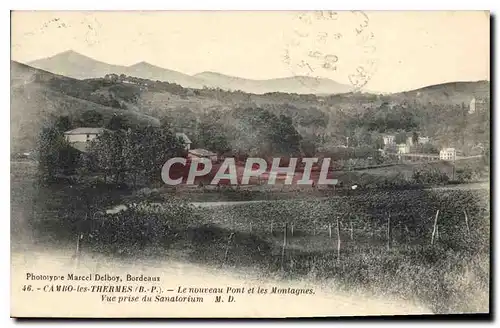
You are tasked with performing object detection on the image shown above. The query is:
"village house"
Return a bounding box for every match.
[407,135,430,147]
[175,133,192,151]
[383,135,395,146]
[469,97,487,114]
[439,148,456,161]
[64,127,108,152]
[64,127,107,143]
[418,136,430,144]
[188,148,218,162]
[397,143,410,154]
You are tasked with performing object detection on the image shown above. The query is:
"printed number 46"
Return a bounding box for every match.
[22,285,32,292]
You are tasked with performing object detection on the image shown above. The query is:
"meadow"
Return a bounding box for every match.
[11,161,490,314]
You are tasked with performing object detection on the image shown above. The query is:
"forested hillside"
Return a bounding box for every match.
[11,60,490,159]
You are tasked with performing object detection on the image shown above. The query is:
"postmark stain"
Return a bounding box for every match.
[283,10,378,93]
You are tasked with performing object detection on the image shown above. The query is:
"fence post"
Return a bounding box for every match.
[249,222,253,233]
[464,209,470,235]
[387,213,392,250]
[281,223,288,270]
[336,217,341,263]
[431,210,440,245]
[74,233,82,270]
[291,223,294,237]
[270,220,274,235]
[350,220,354,241]
[223,233,234,266]
[328,223,332,238]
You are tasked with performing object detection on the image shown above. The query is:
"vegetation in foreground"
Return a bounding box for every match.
[19,170,489,315]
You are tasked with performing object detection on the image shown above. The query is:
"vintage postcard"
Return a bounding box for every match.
[10,10,490,318]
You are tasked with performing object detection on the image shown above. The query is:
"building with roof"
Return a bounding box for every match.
[383,135,395,146]
[397,143,410,154]
[439,148,456,161]
[469,97,487,114]
[188,148,218,162]
[175,133,192,151]
[418,136,430,144]
[64,127,109,152]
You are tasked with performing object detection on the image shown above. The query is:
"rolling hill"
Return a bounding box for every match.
[10,60,160,152]
[193,71,354,95]
[391,80,490,105]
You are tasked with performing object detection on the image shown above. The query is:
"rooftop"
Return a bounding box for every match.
[188,148,217,157]
[64,127,108,135]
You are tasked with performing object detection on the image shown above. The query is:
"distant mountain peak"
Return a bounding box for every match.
[29,50,106,67]
[50,50,90,59]
[129,61,157,68]
[195,71,226,77]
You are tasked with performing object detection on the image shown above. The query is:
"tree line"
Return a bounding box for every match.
[36,117,185,186]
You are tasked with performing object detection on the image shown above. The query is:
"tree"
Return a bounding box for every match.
[271,115,302,155]
[86,125,185,186]
[87,130,126,184]
[106,115,130,131]
[80,110,104,127]
[412,131,419,145]
[230,107,302,157]
[394,131,407,144]
[196,112,230,154]
[36,125,79,182]
[54,115,73,132]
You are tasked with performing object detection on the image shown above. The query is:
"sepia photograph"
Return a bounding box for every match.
[10,10,490,318]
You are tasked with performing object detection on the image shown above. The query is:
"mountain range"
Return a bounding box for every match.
[27,50,357,95]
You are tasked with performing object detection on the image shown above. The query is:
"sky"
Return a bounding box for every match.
[11,10,490,93]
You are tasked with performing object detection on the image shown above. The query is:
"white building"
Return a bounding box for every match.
[64,127,107,143]
[64,127,108,152]
[440,148,456,161]
[397,143,410,154]
[175,133,192,151]
[383,135,395,146]
[469,97,476,114]
[418,136,430,144]
[469,97,487,114]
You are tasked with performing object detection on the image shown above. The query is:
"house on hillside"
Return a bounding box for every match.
[383,135,395,147]
[407,135,430,146]
[64,127,109,152]
[175,133,192,151]
[188,148,218,162]
[418,136,430,144]
[440,148,456,161]
[397,143,410,154]
[469,97,487,114]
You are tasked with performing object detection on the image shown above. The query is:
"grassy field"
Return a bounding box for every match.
[11,161,490,314]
